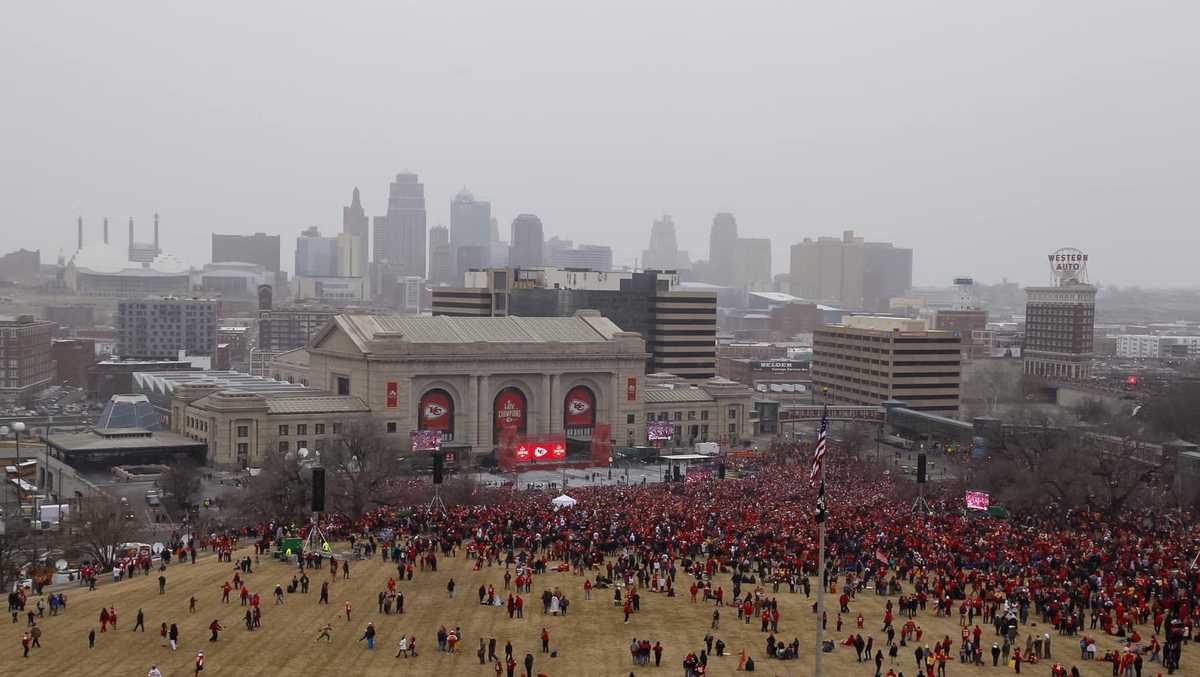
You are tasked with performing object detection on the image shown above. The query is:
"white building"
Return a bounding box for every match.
[1116,334,1200,359]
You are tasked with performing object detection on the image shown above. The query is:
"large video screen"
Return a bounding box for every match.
[410,430,443,452]
[647,421,674,441]
[965,490,990,511]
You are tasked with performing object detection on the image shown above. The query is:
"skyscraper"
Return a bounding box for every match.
[428,224,453,285]
[789,230,912,310]
[734,238,772,291]
[450,188,491,280]
[342,187,369,269]
[295,227,338,277]
[374,172,427,277]
[509,214,544,268]
[642,215,689,271]
[708,212,739,286]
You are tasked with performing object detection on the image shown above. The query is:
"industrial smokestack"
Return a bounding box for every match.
[103,217,109,244]
[153,213,160,253]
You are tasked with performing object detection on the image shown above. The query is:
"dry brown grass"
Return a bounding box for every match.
[3,546,1187,676]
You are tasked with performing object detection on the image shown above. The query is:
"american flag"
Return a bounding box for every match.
[808,411,828,486]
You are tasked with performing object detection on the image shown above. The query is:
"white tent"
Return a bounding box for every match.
[550,494,577,508]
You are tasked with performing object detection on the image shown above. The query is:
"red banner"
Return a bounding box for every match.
[386,381,398,408]
[418,390,452,431]
[626,377,637,401]
[514,435,567,463]
[494,388,526,436]
[564,386,595,428]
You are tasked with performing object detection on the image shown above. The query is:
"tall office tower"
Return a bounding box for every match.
[428,225,453,285]
[734,237,772,291]
[642,215,689,270]
[374,172,427,277]
[1023,248,1096,380]
[335,233,364,277]
[450,188,491,280]
[545,237,573,265]
[212,233,281,272]
[708,212,739,285]
[342,187,369,268]
[509,214,544,268]
[294,227,339,277]
[789,230,911,310]
[488,217,501,242]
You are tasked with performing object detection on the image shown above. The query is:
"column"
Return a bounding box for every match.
[477,374,490,450]
[466,375,478,447]
[541,373,551,434]
[549,373,562,435]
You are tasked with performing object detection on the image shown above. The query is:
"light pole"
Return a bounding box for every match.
[3,422,25,517]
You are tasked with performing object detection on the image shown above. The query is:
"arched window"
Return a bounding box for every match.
[493,387,528,441]
[417,389,455,442]
[563,385,596,441]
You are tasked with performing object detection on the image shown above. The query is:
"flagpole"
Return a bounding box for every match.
[814,465,826,677]
[812,405,829,677]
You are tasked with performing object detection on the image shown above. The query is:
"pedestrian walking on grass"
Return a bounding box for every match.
[135,609,145,632]
[359,623,376,650]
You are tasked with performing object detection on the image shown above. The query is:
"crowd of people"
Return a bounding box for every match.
[10,439,1200,676]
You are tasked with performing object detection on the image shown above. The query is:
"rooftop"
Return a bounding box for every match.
[264,396,370,415]
[642,387,714,404]
[47,428,206,453]
[362,313,623,343]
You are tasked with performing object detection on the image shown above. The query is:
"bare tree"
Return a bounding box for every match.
[235,446,311,525]
[320,423,402,518]
[159,458,203,514]
[62,495,132,570]
[0,519,37,593]
[963,360,1023,415]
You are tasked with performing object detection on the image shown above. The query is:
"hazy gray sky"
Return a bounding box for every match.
[2,1,1197,287]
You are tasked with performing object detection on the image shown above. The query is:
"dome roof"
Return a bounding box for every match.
[151,252,188,274]
[71,244,188,275]
[71,243,130,274]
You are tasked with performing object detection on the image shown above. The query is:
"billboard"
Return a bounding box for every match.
[386,382,398,408]
[626,377,637,401]
[564,386,596,428]
[513,436,567,463]
[418,389,453,432]
[410,430,443,452]
[647,420,674,441]
[965,490,990,511]
[494,388,527,437]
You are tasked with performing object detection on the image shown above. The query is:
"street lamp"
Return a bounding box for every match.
[4,422,25,517]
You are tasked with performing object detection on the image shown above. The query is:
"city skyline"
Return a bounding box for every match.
[4,2,1199,288]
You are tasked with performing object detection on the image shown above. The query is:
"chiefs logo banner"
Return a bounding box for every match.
[564,386,595,428]
[419,390,452,431]
[514,436,567,463]
[386,382,398,408]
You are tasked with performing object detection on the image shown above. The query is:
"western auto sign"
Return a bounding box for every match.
[494,388,527,435]
[626,377,637,401]
[386,381,398,408]
[514,436,567,463]
[564,386,595,428]
[418,390,453,431]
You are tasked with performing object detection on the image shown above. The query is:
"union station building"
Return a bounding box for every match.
[172,311,754,468]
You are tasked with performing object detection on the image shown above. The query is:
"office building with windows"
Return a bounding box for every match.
[812,316,962,415]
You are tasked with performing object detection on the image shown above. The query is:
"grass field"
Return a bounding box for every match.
[4,545,1188,676]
